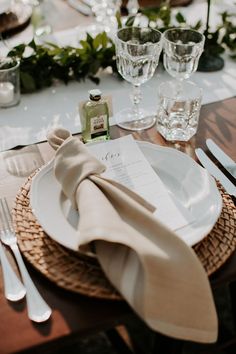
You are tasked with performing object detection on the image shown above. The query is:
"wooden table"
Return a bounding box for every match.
[0,96,235,354]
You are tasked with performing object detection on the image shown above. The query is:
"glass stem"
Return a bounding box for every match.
[131,84,142,120]
[176,79,183,99]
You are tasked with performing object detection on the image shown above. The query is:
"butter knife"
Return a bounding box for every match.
[195,148,236,197]
[206,139,236,179]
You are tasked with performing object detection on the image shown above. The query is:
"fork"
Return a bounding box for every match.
[0,241,26,301]
[0,198,52,323]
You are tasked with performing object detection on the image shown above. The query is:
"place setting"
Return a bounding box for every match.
[1,15,236,322]
[0,1,236,352]
[12,129,236,294]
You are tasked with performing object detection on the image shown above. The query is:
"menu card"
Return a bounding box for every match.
[87,135,193,232]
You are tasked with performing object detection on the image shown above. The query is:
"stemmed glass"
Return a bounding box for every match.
[163,28,205,91]
[157,28,205,141]
[115,27,162,131]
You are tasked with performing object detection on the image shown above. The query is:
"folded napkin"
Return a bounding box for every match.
[47,128,218,343]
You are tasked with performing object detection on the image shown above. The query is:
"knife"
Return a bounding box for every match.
[195,148,236,197]
[206,139,236,179]
[68,0,92,16]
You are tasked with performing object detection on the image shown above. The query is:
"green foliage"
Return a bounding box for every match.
[6,2,236,93]
[219,11,236,56]
[7,32,116,93]
[140,3,171,27]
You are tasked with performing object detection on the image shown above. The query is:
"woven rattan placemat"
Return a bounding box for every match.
[12,173,236,300]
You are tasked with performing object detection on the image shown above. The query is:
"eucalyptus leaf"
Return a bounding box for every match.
[20,72,36,92]
[176,12,186,24]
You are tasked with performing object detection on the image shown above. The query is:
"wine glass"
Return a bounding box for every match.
[115,26,162,131]
[163,28,205,88]
[157,28,205,141]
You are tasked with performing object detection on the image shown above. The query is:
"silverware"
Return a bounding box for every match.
[0,241,26,301]
[0,198,52,323]
[195,148,236,197]
[67,0,92,16]
[206,139,236,179]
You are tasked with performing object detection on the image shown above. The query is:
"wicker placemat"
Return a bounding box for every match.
[12,173,236,300]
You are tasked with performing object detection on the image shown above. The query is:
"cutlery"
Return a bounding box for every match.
[0,198,52,323]
[206,139,236,179]
[0,241,26,301]
[67,0,92,16]
[195,148,236,197]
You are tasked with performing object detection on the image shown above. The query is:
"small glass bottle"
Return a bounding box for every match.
[81,89,110,143]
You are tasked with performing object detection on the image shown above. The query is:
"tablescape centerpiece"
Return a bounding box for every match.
[4,2,236,94]
[42,127,218,343]
[157,28,205,141]
[115,26,162,130]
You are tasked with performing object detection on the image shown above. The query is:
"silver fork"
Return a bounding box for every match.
[0,198,52,323]
[0,241,26,301]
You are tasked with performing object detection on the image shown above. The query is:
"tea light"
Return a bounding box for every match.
[0,82,14,105]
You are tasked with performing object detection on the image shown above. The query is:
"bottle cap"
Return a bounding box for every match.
[89,89,102,101]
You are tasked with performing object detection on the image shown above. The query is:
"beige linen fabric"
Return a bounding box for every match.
[47,128,218,343]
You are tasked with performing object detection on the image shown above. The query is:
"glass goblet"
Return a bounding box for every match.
[115,26,162,131]
[163,28,205,87]
[158,28,205,142]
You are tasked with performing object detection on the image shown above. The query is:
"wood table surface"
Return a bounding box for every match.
[0,1,236,353]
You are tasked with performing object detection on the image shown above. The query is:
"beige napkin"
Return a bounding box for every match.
[47,128,218,343]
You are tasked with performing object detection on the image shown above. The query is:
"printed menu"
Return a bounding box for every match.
[87,135,193,232]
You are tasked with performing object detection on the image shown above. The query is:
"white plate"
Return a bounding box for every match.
[30,141,222,250]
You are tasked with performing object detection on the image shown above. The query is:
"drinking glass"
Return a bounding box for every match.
[157,80,202,141]
[157,28,205,141]
[162,27,205,99]
[115,27,162,131]
[30,0,52,37]
[0,57,20,108]
[163,28,205,82]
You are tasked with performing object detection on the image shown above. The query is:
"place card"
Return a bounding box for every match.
[87,135,194,232]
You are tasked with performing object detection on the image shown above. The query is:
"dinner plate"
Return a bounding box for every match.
[30,141,222,251]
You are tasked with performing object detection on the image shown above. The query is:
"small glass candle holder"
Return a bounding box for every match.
[0,57,20,108]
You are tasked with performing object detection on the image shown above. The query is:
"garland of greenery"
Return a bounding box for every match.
[6,2,236,93]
